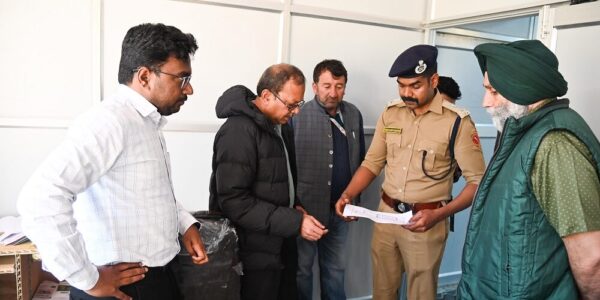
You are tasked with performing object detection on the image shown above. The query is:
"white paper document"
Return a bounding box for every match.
[0,215,29,245]
[343,204,413,225]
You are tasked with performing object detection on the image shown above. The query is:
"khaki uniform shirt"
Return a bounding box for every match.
[362,92,485,203]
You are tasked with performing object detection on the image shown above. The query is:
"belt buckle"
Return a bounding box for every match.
[394,202,412,213]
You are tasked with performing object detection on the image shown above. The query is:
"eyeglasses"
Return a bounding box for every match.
[153,69,192,90]
[133,67,191,89]
[271,90,305,112]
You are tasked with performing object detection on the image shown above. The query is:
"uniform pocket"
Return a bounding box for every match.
[416,141,448,174]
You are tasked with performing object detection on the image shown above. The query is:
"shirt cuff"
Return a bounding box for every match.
[361,161,381,177]
[464,175,483,185]
[67,263,99,291]
[178,211,199,235]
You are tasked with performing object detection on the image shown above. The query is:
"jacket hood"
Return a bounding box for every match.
[216,85,276,134]
[216,85,259,119]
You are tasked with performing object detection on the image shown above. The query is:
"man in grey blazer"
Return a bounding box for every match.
[291,59,366,300]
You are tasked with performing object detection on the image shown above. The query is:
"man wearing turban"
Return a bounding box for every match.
[458,40,600,299]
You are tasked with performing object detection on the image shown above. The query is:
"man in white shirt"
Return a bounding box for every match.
[17,23,207,300]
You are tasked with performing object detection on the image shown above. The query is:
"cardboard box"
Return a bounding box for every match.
[0,243,56,300]
[32,280,69,300]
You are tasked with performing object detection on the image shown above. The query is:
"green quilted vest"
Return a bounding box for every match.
[457,99,600,299]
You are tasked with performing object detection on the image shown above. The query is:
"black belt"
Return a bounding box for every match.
[381,191,442,214]
[146,265,170,273]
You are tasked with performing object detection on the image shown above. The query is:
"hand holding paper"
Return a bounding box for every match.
[342,204,413,225]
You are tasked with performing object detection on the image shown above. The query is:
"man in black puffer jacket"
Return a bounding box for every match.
[209,64,328,300]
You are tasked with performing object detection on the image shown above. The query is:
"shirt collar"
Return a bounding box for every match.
[528,98,556,114]
[427,90,444,115]
[117,84,167,128]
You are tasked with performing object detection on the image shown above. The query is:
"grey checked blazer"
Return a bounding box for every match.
[292,98,364,226]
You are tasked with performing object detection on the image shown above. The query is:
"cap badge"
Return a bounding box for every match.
[415,60,427,74]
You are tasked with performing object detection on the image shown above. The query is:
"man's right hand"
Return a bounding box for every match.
[335,195,357,222]
[300,214,328,241]
[86,262,147,300]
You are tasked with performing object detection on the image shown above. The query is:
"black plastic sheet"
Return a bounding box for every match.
[171,211,241,300]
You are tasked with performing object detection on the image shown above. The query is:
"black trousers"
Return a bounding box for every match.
[70,264,181,300]
[241,269,282,300]
[241,236,297,300]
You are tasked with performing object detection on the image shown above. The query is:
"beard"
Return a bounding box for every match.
[317,95,339,106]
[487,102,529,132]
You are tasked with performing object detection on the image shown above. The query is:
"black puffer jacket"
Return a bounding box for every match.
[209,85,303,270]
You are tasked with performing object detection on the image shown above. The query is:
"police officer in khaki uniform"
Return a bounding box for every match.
[335,45,485,300]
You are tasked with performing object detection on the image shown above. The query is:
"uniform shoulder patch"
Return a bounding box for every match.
[386,99,405,109]
[442,101,470,119]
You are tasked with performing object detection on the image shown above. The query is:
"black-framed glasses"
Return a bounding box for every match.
[271,90,305,112]
[133,67,191,89]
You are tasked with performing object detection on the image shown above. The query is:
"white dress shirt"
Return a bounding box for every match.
[17,85,197,290]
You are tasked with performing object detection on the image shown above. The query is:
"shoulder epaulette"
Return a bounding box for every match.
[442,101,470,119]
[386,99,405,109]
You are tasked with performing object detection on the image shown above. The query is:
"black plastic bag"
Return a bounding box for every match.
[171,211,241,300]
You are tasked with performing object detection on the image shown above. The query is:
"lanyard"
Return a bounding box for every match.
[329,117,346,136]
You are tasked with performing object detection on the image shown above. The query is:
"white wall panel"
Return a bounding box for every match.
[289,16,422,126]
[555,25,600,137]
[103,0,281,126]
[292,0,425,23]
[0,128,67,215]
[0,0,97,121]
[164,131,216,212]
[553,1,600,137]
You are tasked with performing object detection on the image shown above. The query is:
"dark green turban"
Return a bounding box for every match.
[474,40,568,105]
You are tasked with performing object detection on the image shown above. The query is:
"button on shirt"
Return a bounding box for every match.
[361,92,485,203]
[17,85,197,290]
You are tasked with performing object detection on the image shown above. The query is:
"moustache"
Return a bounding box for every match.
[401,96,419,104]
